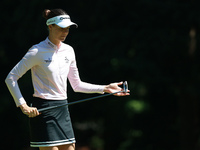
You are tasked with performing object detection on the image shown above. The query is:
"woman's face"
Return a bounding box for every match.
[49,24,70,42]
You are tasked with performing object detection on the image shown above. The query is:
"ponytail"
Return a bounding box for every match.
[42,9,68,20]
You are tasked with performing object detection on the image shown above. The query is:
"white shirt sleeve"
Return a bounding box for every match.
[5,48,39,107]
[67,51,105,94]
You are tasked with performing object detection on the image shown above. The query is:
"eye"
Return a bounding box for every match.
[61,27,70,32]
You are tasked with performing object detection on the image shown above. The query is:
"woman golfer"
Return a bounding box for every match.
[5,9,129,150]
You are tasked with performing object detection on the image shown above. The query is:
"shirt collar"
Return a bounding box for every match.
[45,37,61,50]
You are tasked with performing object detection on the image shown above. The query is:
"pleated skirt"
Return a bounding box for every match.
[29,97,75,147]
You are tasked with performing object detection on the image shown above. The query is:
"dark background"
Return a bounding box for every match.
[1,0,200,150]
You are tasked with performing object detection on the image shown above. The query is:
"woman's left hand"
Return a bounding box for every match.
[104,82,130,96]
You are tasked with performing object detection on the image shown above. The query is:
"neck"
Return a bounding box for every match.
[48,35,61,48]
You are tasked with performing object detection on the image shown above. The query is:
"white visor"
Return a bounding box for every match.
[46,15,78,28]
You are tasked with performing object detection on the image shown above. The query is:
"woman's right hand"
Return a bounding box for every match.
[19,103,40,118]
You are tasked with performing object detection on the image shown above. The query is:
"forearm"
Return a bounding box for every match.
[72,81,106,94]
[5,76,26,107]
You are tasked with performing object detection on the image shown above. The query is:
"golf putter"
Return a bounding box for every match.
[38,81,128,112]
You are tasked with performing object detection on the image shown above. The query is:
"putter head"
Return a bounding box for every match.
[123,81,128,93]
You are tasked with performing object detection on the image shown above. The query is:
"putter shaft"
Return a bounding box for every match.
[38,81,128,112]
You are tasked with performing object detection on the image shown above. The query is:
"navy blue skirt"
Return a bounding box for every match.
[29,97,75,147]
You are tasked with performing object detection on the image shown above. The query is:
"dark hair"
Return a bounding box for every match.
[42,9,68,20]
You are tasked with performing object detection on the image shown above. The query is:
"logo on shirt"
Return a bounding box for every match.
[48,42,55,48]
[65,57,69,63]
[44,58,53,63]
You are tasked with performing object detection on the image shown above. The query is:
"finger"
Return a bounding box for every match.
[29,110,34,118]
[123,90,130,96]
[28,113,32,118]
[117,82,123,86]
[114,92,124,96]
[114,93,121,96]
[32,108,40,117]
[26,108,36,118]
[121,93,130,96]
[36,108,41,116]
[24,111,31,117]
[119,91,130,96]
[34,108,41,116]
[123,89,130,93]
[33,107,39,115]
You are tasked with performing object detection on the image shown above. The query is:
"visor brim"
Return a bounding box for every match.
[56,21,78,28]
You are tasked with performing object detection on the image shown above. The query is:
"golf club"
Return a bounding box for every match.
[38,81,128,113]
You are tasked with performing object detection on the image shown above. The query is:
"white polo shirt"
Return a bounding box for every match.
[5,38,105,107]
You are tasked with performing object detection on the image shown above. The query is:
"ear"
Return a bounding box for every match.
[48,25,53,31]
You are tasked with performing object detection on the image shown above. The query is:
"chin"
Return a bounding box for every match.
[60,37,66,41]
